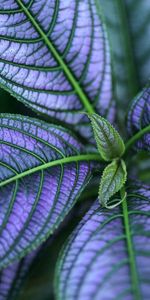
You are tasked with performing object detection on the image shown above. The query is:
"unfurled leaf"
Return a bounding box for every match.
[0,250,38,300]
[89,114,125,161]
[56,183,150,300]
[0,0,114,138]
[0,114,99,270]
[99,159,127,208]
[99,0,150,109]
[127,86,150,151]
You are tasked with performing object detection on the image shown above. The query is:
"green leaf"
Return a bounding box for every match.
[99,159,127,208]
[98,0,150,112]
[89,113,125,161]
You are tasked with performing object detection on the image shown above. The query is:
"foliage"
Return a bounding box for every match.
[0,1,149,300]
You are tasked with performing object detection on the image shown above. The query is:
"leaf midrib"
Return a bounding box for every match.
[16,0,95,114]
[121,188,141,300]
[0,154,101,188]
[106,160,120,192]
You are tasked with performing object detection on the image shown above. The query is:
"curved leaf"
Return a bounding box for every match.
[56,182,150,300]
[127,86,150,151]
[89,113,125,161]
[0,250,38,300]
[99,0,150,109]
[99,159,127,208]
[0,114,99,270]
[0,0,114,138]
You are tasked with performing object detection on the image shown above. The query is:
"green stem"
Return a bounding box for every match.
[125,125,150,154]
[121,187,141,300]
[0,154,102,188]
[17,0,95,114]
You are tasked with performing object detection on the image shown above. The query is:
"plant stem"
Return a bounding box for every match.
[0,154,102,188]
[121,187,141,300]
[125,125,150,154]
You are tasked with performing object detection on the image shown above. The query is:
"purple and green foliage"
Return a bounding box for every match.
[0,0,114,138]
[0,0,149,299]
[56,183,150,300]
[127,86,150,151]
[0,250,38,300]
[0,114,99,270]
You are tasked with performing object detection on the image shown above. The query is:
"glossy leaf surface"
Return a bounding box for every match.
[0,0,114,137]
[127,86,150,151]
[56,183,150,300]
[0,114,96,270]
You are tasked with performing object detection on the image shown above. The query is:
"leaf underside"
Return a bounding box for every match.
[0,0,114,138]
[127,86,150,151]
[56,182,150,300]
[0,114,94,270]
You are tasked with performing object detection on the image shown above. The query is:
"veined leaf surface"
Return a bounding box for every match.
[0,250,38,300]
[89,114,125,161]
[0,0,114,137]
[127,86,150,151]
[99,0,150,110]
[0,114,99,270]
[56,182,150,300]
[99,159,127,208]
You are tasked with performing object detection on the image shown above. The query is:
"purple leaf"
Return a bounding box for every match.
[0,0,115,138]
[56,182,150,300]
[0,249,38,300]
[127,86,150,151]
[0,114,98,270]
